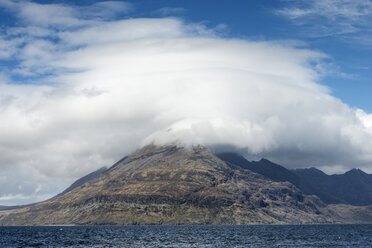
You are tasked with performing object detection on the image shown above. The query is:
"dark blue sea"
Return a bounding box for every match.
[1,224,372,247]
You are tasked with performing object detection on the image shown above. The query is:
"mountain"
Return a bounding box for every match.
[216,153,340,204]
[0,145,342,225]
[1,145,372,225]
[293,167,372,206]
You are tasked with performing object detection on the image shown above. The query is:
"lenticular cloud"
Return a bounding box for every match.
[1,13,372,204]
[53,18,372,169]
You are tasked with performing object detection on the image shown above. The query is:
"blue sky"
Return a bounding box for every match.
[1,0,372,205]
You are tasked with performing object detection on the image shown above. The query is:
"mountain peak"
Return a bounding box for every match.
[345,168,367,176]
[127,144,209,160]
[293,167,327,176]
[259,158,272,163]
[113,144,222,174]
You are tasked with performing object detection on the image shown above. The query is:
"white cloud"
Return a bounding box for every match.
[0,35,18,59]
[0,0,372,205]
[5,1,83,28]
[277,0,372,37]
[277,0,372,21]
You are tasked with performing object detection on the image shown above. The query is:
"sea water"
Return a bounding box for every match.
[1,224,372,247]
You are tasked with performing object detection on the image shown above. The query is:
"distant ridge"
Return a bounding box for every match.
[293,167,372,206]
[216,153,339,204]
[217,153,314,193]
[217,152,372,206]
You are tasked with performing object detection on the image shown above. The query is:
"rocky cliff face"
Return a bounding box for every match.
[0,145,371,225]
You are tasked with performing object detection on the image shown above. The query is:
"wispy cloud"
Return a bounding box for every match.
[81,1,133,20]
[0,0,132,28]
[155,7,187,16]
[276,0,372,37]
